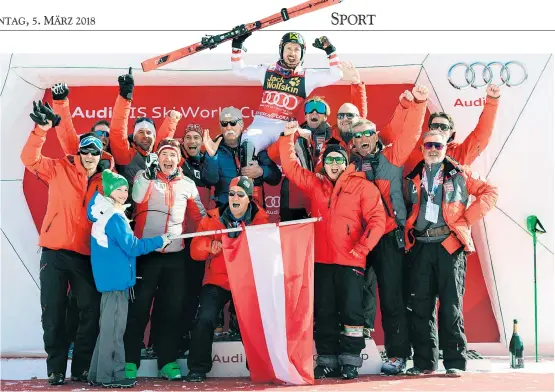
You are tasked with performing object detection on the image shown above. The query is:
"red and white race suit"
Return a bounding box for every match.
[231,48,342,153]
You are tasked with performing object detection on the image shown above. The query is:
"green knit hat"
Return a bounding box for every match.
[102,169,128,197]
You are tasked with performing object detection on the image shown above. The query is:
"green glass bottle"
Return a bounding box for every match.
[509,319,524,369]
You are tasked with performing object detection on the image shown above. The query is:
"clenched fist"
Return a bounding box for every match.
[283,121,299,136]
[486,84,501,98]
[412,84,429,102]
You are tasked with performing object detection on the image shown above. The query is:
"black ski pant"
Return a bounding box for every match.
[407,241,468,371]
[124,250,186,370]
[39,248,100,375]
[181,238,205,341]
[187,284,232,374]
[149,239,205,350]
[65,287,79,344]
[314,263,365,368]
[362,264,377,331]
[365,233,411,358]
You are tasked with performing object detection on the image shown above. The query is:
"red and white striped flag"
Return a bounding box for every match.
[222,222,315,385]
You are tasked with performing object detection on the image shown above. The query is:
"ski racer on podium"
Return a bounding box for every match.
[231,31,343,168]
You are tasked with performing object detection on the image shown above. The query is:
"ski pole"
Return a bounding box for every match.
[526,215,546,362]
[168,217,321,240]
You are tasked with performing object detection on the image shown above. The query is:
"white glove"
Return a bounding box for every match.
[161,234,172,249]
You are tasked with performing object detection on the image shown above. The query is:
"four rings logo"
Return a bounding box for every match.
[265,196,281,208]
[261,91,300,111]
[447,61,528,89]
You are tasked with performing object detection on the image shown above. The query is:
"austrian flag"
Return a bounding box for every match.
[222,222,316,385]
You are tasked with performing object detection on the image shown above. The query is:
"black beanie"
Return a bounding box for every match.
[322,140,348,163]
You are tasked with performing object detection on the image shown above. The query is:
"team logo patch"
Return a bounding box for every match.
[444,181,454,192]
[289,77,301,87]
[289,32,299,40]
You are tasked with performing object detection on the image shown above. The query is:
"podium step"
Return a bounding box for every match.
[1,339,383,380]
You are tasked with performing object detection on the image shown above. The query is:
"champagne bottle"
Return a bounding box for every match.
[509,319,524,369]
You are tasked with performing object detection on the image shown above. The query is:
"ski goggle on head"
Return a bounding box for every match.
[353,129,376,139]
[78,136,103,156]
[304,100,327,115]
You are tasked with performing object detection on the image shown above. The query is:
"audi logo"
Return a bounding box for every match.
[265,196,281,208]
[447,61,528,89]
[261,91,300,110]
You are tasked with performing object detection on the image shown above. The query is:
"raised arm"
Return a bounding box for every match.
[21,102,63,182]
[278,123,321,197]
[230,31,267,83]
[384,85,428,166]
[449,85,501,165]
[304,36,343,94]
[51,83,79,155]
[110,68,136,165]
[154,110,182,150]
[379,92,414,145]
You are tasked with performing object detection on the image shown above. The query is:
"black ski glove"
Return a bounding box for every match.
[312,36,336,56]
[51,82,69,100]
[29,101,49,126]
[32,101,61,127]
[144,153,159,180]
[232,28,252,50]
[118,67,134,100]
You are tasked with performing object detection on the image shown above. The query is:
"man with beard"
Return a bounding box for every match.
[21,101,116,385]
[185,176,270,382]
[123,138,206,382]
[203,107,282,208]
[404,131,497,377]
[230,31,343,167]
[348,84,428,375]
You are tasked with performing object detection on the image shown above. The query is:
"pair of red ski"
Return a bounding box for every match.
[141,0,343,72]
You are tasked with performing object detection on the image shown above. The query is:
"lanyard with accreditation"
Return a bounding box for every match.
[421,164,444,224]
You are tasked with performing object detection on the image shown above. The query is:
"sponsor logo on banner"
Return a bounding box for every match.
[448,61,527,89]
[260,91,300,110]
[453,97,487,107]
[264,75,301,95]
[265,196,281,209]
[212,353,244,363]
[71,106,257,120]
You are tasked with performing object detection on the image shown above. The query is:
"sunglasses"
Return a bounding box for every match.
[429,123,451,131]
[229,190,247,198]
[79,148,101,156]
[220,120,238,127]
[353,129,376,138]
[337,113,356,120]
[93,130,109,138]
[324,156,346,165]
[423,142,445,150]
[305,100,327,115]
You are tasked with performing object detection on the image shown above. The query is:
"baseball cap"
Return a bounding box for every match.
[219,107,243,122]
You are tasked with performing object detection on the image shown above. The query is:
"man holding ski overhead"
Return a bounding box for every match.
[231,31,343,167]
